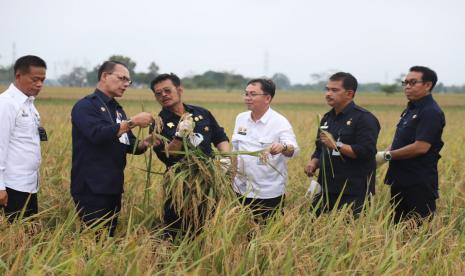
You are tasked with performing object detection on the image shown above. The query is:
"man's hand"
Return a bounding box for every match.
[131,112,154,128]
[269,143,285,155]
[376,151,387,167]
[319,131,337,150]
[175,113,195,138]
[0,190,8,207]
[140,134,161,149]
[219,157,232,174]
[304,159,319,177]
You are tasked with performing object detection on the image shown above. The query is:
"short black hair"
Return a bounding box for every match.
[14,55,47,75]
[247,78,276,98]
[329,72,358,93]
[409,66,438,91]
[150,73,181,92]
[97,61,128,81]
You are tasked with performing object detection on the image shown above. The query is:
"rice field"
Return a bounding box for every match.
[1,85,465,275]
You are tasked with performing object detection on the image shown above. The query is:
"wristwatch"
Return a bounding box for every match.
[336,141,343,150]
[384,151,392,161]
[127,119,135,129]
[282,143,288,152]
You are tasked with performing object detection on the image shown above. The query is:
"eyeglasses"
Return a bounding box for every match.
[401,80,424,87]
[241,92,267,97]
[109,73,133,85]
[154,88,174,97]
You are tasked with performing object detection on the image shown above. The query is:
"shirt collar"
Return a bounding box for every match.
[248,107,272,124]
[408,94,433,109]
[160,103,191,119]
[8,83,33,104]
[95,89,120,107]
[331,101,355,116]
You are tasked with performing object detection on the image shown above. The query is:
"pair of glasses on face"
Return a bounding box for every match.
[241,92,267,97]
[401,80,424,87]
[154,88,174,98]
[109,73,133,85]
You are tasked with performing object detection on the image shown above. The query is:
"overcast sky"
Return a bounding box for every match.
[1,0,464,85]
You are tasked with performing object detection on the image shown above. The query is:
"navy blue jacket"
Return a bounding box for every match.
[71,90,144,196]
[312,101,380,196]
[384,94,445,198]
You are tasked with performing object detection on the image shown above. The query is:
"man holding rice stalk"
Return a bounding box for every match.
[305,72,380,217]
[71,61,154,237]
[149,73,230,239]
[0,55,47,222]
[379,66,445,224]
[232,78,299,220]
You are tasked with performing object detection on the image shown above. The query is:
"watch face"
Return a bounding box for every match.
[385,152,392,161]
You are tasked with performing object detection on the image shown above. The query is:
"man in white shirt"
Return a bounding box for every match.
[0,55,47,222]
[232,78,299,220]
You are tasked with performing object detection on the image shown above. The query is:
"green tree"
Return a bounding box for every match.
[380,84,398,95]
[380,73,404,95]
[59,67,88,87]
[148,62,159,76]
[86,65,99,86]
[0,65,13,84]
[108,55,137,77]
[133,61,160,87]
[272,72,291,90]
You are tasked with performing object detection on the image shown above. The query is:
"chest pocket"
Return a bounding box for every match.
[14,115,35,138]
[257,136,275,149]
[338,126,356,144]
[194,119,212,143]
[397,116,418,143]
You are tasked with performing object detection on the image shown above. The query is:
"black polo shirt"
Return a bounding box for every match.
[71,89,143,196]
[384,94,445,197]
[153,104,229,168]
[312,101,380,196]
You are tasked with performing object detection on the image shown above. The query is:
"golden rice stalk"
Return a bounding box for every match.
[164,146,236,231]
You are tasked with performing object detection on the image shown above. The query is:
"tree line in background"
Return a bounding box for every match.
[1,55,464,93]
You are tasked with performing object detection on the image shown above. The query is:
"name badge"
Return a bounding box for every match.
[116,113,130,145]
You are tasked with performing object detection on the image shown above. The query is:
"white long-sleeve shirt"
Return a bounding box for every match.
[232,108,299,199]
[0,83,41,193]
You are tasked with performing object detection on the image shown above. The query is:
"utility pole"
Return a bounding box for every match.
[263,50,269,77]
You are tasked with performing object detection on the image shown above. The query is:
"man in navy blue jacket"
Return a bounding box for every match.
[382,66,445,224]
[71,61,153,237]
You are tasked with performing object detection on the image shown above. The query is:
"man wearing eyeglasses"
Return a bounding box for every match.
[71,61,154,237]
[305,72,380,217]
[149,73,230,239]
[0,55,47,222]
[232,78,299,220]
[381,66,445,224]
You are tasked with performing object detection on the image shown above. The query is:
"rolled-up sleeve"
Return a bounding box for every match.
[71,100,120,145]
[207,111,229,146]
[351,113,380,160]
[279,122,299,158]
[416,108,445,144]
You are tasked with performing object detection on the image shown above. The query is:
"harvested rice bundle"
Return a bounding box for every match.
[147,112,270,232]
